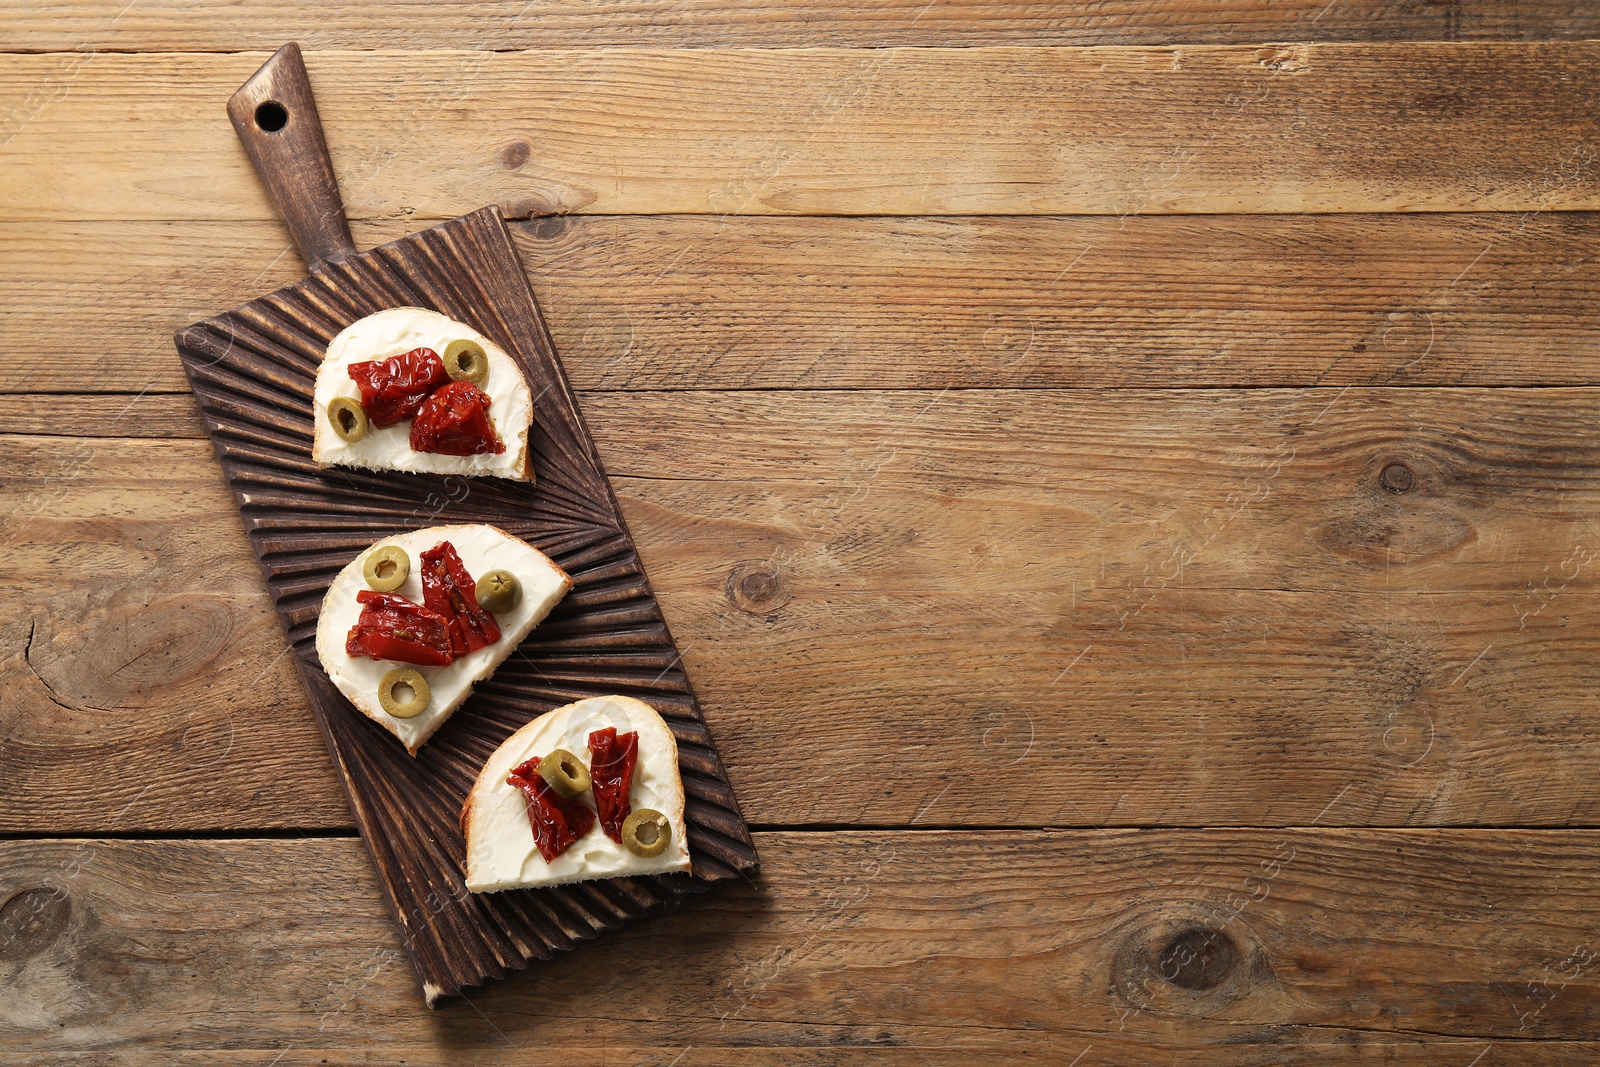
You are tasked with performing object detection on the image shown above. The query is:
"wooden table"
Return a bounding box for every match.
[4,2,1600,1062]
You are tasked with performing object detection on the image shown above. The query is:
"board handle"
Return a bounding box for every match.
[227,42,356,274]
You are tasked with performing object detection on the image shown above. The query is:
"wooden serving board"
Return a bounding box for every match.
[171,44,757,1006]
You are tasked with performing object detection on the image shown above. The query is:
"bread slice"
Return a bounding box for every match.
[312,307,534,482]
[315,523,571,755]
[461,695,691,893]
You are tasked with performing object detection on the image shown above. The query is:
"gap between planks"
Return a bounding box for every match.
[5,824,1600,841]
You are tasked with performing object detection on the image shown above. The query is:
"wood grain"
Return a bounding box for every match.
[6,387,1598,832]
[4,831,1598,1062]
[8,0,1597,51]
[224,43,356,273]
[6,3,1596,1056]
[5,44,1600,221]
[8,210,1600,395]
[0,434,350,830]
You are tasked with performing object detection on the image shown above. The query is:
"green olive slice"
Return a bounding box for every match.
[378,667,430,719]
[443,338,489,386]
[538,749,591,799]
[327,396,370,443]
[622,809,671,858]
[474,569,521,614]
[363,545,410,592]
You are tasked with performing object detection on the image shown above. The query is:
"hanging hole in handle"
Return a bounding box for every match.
[254,101,288,132]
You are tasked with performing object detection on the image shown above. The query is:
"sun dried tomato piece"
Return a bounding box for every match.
[344,589,456,666]
[418,541,501,656]
[587,727,639,843]
[347,347,449,426]
[409,380,505,457]
[508,757,597,861]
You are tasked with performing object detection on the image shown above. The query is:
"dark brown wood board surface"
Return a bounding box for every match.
[174,204,757,1006]
[169,45,755,1004]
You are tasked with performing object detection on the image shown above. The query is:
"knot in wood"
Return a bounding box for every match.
[727,561,788,614]
[0,887,71,963]
[1380,462,1416,494]
[1156,927,1238,991]
[500,140,532,170]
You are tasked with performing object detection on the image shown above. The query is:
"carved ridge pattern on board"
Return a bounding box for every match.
[174,206,758,1005]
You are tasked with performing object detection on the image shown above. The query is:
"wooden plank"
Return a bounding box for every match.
[2,831,1598,1060]
[5,387,1599,832]
[4,44,1600,221]
[9,210,1600,395]
[9,0,1597,52]
[0,436,351,831]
